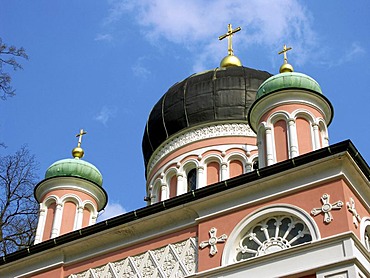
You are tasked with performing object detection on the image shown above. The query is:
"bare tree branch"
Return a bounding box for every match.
[0,37,28,100]
[0,146,38,256]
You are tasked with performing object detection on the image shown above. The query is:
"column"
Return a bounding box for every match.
[288,118,298,158]
[221,162,228,181]
[197,166,205,188]
[51,202,63,238]
[75,206,84,230]
[34,206,46,244]
[177,173,187,195]
[257,131,266,168]
[312,123,321,150]
[161,182,168,201]
[265,127,275,166]
[91,214,97,225]
[245,161,253,173]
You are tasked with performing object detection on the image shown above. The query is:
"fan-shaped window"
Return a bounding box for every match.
[187,168,197,191]
[365,226,370,251]
[236,215,312,261]
[222,205,320,266]
[361,218,370,251]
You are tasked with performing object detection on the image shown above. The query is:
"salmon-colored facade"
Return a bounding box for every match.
[1,49,369,278]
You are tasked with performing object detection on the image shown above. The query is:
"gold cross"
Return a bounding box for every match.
[75,129,87,148]
[278,44,292,64]
[219,24,241,56]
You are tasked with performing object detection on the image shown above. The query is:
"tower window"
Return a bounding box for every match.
[187,169,197,192]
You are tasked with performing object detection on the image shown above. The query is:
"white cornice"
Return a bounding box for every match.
[147,122,256,175]
[249,89,333,132]
[35,177,107,211]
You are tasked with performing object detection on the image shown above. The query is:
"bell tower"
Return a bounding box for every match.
[34,130,107,244]
[248,45,333,167]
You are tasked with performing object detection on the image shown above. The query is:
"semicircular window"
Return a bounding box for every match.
[364,224,370,251]
[236,215,312,261]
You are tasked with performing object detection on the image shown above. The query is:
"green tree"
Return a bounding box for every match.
[0,37,28,100]
[0,146,39,256]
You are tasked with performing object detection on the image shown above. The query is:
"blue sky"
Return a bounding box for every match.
[1,1,369,220]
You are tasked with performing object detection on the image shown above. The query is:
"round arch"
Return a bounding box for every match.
[222,204,320,266]
[360,217,370,251]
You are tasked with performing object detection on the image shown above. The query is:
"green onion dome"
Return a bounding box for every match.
[45,158,103,186]
[256,72,322,100]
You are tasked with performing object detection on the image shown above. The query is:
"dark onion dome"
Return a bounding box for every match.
[142,66,272,173]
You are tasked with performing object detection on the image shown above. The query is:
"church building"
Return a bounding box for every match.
[0,24,369,278]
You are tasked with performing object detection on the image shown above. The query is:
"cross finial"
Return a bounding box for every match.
[75,129,87,148]
[219,24,241,56]
[278,44,293,73]
[278,44,292,64]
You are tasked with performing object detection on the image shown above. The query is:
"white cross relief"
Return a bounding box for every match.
[199,227,227,256]
[347,197,361,228]
[311,193,343,223]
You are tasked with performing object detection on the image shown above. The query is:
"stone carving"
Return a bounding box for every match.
[68,238,197,278]
[346,197,361,228]
[148,123,256,174]
[311,193,343,223]
[199,227,227,256]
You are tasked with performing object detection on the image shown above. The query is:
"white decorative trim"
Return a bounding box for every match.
[69,237,197,278]
[199,227,227,256]
[148,123,256,174]
[346,197,361,228]
[311,193,343,223]
[35,177,107,211]
[222,204,320,266]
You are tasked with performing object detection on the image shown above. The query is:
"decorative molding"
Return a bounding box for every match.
[148,123,256,175]
[199,227,227,256]
[311,193,343,223]
[69,237,197,278]
[347,197,361,228]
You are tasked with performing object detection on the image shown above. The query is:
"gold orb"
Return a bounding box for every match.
[220,55,242,68]
[279,63,294,73]
[72,147,84,159]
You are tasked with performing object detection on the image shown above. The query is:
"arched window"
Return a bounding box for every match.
[222,205,320,265]
[229,160,244,178]
[207,161,220,185]
[168,175,176,198]
[296,117,313,155]
[236,214,312,261]
[360,218,370,251]
[187,168,197,192]
[365,225,370,251]
[43,201,56,241]
[274,119,288,162]
[252,158,258,171]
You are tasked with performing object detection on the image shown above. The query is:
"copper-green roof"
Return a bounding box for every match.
[256,72,322,99]
[45,158,103,186]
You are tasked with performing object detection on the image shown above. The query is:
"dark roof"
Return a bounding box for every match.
[2,140,369,266]
[142,66,272,172]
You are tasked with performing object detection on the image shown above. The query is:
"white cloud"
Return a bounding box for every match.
[132,57,151,78]
[325,41,366,68]
[95,105,117,126]
[95,33,113,42]
[104,0,318,70]
[98,201,127,221]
